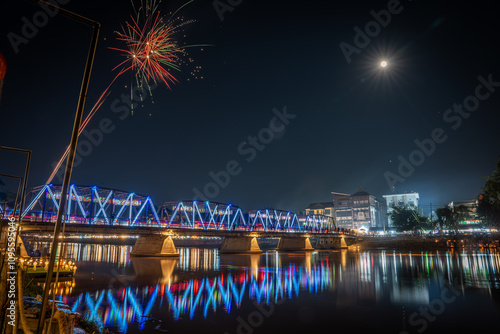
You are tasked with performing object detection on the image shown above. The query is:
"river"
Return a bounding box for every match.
[29,242,500,334]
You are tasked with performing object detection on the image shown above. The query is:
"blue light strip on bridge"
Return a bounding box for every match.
[21,184,335,231]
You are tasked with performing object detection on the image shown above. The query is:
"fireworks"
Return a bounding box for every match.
[110,0,199,99]
[46,0,208,185]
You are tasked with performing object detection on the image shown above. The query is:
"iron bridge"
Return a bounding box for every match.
[18,184,336,233]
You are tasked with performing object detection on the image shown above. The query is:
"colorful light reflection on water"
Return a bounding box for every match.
[30,242,500,333]
[64,260,332,333]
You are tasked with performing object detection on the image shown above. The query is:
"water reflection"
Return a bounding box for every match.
[131,258,178,285]
[65,255,331,332]
[30,243,500,333]
[31,241,132,267]
[179,248,219,271]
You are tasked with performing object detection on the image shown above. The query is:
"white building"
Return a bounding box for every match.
[383,191,420,226]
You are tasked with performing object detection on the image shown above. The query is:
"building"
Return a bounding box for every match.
[375,199,388,230]
[448,199,482,229]
[332,192,352,229]
[351,188,378,230]
[449,199,477,213]
[305,202,334,217]
[383,191,420,227]
[331,188,380,231]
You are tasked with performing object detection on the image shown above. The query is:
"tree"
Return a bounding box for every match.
[435,205,471,232]
[453,205,472,224]
[477,156,500,228]
[390,204,428,232]
[434,207,453,230]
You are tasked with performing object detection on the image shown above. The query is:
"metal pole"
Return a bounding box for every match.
[41,188,47,223]
[0,174,22,254]
[430,202,433,226]
[9,177,23,254]
[0,173,23,333]
[31,1,101,330]
[0,148,31,224]
[90,187,94,223]
[0,147,31,253]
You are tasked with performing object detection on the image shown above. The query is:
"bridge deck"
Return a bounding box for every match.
[18,221,355,239]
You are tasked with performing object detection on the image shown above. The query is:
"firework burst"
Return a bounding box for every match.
[110,0,199,100]
[46,0,208,185]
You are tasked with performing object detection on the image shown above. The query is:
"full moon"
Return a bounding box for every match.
[380,61,388,68]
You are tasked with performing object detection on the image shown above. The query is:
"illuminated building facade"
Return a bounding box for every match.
[383,191,420,227]
[331,189,379,231]
[305,202,334,217]
[448,199,482,229]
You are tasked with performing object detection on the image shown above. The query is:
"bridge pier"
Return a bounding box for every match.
[277,237,314,252]
[314,236,349,250]
[130,235,179,257]
[314,237,340,250]
[219,237,262,254]
[340,236,349,249]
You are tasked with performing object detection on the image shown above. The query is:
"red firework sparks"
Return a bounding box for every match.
[45,0,206,185]
[110,1,189,90]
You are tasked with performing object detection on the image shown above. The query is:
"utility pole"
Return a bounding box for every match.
[430,203,433,224]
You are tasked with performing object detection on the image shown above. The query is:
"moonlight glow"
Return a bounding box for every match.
[381,60,387,68]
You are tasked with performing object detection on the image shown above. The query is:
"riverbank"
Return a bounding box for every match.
[353,235,500,251]
[23,234,500,252]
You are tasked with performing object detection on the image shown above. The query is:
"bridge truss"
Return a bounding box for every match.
[22,185,336,232]
[159,201,247,230]
[22,184,160,225]
[0,203,6,218]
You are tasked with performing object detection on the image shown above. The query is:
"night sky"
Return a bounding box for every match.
[1,0,499,214]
